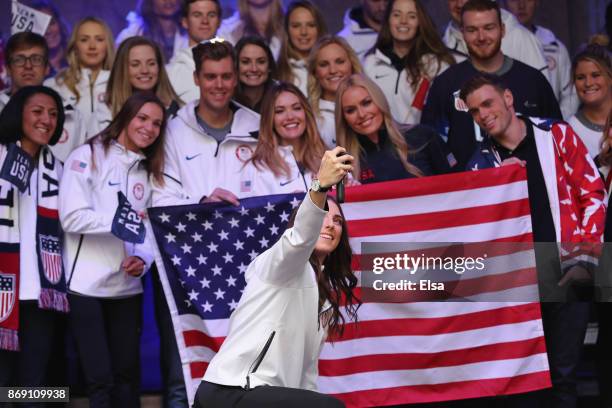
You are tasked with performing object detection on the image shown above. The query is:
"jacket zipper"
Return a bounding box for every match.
[89,72,95,113]
[245,331,276,390]
[67,234,85,288]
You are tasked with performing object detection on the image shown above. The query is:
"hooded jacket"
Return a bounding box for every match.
[152,100,262,206]
[59,140,154,298]
[167,45,199,104]
[443,9,549,80]
[217,11,281,60]
[534,25,578,119]
[116,11,189,62]
[44,68,110,136]
[363,49,449,124]
[337,7,378,57]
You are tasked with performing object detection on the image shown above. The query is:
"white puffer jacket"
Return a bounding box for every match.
[59,140,154,298]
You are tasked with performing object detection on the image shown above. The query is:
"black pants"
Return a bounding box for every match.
[68,293,142,408]
[0,301,59,408]
[541,302,590,408]
[194,380,345,408]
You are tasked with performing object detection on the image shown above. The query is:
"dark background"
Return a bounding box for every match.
[2,0,611,56]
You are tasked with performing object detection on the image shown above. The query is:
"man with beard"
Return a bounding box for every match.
[337,0,388,57]
[421,0,561,170]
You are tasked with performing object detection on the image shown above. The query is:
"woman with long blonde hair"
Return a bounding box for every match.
[88,36,182,135]
[217,0,284,59]
[336,73,455,183]
[44,17,114,128]
[277,1,327,95]
[250,81,326,193]
[307,35,362,148]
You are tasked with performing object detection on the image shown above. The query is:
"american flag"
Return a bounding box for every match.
[39,235,62,284]
[149,165,551,407]
[0,274,15,322]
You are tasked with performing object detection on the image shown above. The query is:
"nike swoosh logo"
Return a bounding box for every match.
[186,154,202,161]
[375,74,389,79]
[108,181,120,186]
[280,178,298,186]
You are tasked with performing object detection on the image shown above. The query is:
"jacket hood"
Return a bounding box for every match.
[175,99,261,138]
[343,7,376,34]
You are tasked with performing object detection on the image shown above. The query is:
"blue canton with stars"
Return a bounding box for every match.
[149,193,305,320]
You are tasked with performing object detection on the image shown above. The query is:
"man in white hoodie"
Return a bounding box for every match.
[154,39,260,207]
[337,0,388,57]
[167,0,221,104]
[443,0,549,79]
[504,0,578,119]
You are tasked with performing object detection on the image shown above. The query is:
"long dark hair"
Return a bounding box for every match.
[234,36,278,110]
[371,0,454,89]
[288,195,360,337]
[89,92,166,184]
[0,86,65,146]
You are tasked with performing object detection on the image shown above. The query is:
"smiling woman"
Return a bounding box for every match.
[307,35,363,148]
[0,86,68,391]
[568,41,612,159]
[248,81,326,194]
[234,36,277,113]
[87,36,182,136]
[59,92,167,407]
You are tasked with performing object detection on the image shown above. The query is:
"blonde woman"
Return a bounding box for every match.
[307,35,362,148]
[44,17,114,129]
[276,1,327,96]
[88,36,182,135]
[336,73,455,183]
[250,81,326,194]
[217,0,284,59]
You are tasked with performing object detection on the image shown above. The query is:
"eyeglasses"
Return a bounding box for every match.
[9,54,47,67]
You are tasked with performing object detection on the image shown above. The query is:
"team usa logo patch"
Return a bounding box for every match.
[133,182,145,201]
[0,274,16,323]
[39,235,63,284]
[235,145,254,163]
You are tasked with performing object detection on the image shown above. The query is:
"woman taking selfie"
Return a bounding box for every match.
[195,146,358,408]
[59,92,166,407]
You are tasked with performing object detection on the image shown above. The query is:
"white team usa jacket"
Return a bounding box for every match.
[59,140,154,298]
[44,68,110,134]
[363,50,449,125]
[167,46,199,104]
[152,100,262,206]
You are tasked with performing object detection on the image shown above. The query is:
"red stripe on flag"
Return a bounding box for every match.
[183,330,224,352]
[319,337,547,375]
[332,371,551,407]
[190,361,209,379]
[344,166,527,203]
[348,199,531,237]
[330,303,542,341]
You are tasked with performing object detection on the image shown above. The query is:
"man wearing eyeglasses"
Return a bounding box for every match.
[1,32,86,162]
